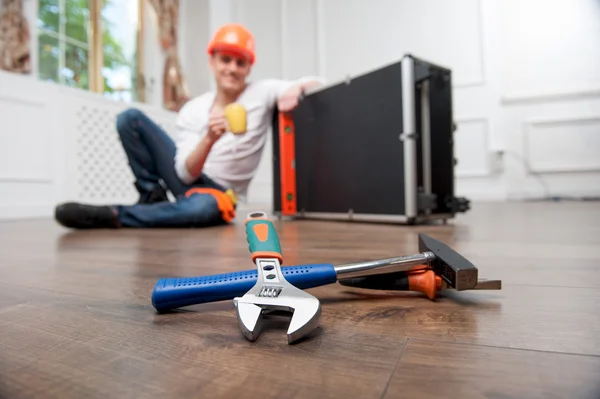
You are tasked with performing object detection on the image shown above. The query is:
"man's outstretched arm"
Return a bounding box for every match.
[276,78,326,111]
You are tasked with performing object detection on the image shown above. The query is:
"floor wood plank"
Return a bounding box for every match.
[0,201,599,398]
[384,339,600,399]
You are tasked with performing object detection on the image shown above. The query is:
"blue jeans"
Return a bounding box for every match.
[113,108,229,228]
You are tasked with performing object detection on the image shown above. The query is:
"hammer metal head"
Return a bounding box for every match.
[418,233,478,290]
[233,258,321,344]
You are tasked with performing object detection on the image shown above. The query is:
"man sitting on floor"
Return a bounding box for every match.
[55,23,324,229]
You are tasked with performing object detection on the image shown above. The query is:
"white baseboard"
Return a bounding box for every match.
[0,205,54,221]
[459,192,507,201]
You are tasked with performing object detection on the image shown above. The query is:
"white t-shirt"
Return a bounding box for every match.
[173,77,325,202]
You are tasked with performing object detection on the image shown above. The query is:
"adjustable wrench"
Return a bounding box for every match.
[233,211,321,344]
[152,233,501,312]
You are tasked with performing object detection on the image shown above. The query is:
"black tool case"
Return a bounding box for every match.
[271,54,470,224]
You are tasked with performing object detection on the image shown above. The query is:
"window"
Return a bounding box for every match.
[101,0,143,102]
[37,0,92,89]
[37,0,144,102]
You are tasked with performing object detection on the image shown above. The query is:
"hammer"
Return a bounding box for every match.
[152,233,501,312]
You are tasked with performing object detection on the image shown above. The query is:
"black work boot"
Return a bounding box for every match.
[54,203,119,229]
[135,182,169,204]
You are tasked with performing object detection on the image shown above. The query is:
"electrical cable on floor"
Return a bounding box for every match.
[501,150,599,202]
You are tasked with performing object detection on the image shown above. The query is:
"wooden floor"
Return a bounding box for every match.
[1,201,599,399]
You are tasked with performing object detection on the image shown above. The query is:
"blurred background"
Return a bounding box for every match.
[1,0,599,219]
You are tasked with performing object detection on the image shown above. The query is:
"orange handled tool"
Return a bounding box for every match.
[338,267,442,300]
[338,266,501,300]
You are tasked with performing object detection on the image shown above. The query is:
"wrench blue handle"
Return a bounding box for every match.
[151,263,337,312]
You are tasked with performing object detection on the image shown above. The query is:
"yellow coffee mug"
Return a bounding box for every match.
[225,103,247,135]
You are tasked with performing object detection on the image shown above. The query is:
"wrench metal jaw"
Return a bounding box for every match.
[234,240,322,344]
[234,302,263,342]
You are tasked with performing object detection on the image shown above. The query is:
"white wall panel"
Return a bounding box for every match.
[234,0,283,81]
[454,119,490,178]
[209,0,236,31]
[319,0,484,87]
[0,95,52,182]
[524,116,600,174]
[500,0,600,94]
[281,0,319,79]
[0,72,63,219]
[179,0,211,97]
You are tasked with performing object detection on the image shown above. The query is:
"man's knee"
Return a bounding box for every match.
[116,108,145,135]
[179,194,225,227]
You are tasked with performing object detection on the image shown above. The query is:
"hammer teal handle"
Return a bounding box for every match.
[245,212,283,263]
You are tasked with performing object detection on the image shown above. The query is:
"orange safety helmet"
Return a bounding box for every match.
[207,23,256,64]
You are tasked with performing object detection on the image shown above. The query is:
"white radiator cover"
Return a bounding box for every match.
[67,99,178,205]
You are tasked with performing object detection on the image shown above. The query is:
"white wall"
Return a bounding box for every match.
[141,0,164,106]
[201,0,600,203]
[3,0,599,222]
[178,0,211,98]
[0,69,177,220]
[0,71,64,219]
[497,0,600,199]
